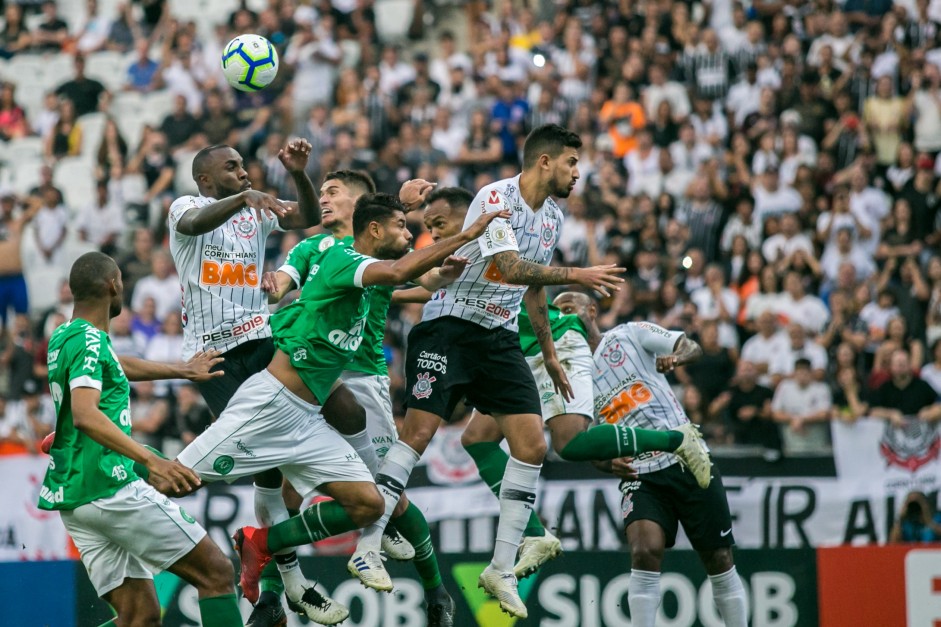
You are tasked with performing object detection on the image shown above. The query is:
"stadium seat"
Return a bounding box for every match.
[5,136,44,163]
[53,157,96,208]
[79,112,106,157]
[84,51,128,92]
[141,90,175,126]
[374,0,415,43]
[173,151,199,196]
[119,173,148,204]
[9,157,43,196]
[14,81,48,124]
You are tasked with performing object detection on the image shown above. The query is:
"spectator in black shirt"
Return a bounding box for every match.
[721,360,780,451]
[868,349,941,427]
[55,55,106,117]
[31,1,68,53]
[160,94,203,151]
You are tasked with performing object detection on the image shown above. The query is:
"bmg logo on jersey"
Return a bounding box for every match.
[200,260,259,287]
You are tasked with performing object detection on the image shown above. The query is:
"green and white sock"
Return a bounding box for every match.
[559,424,683,461]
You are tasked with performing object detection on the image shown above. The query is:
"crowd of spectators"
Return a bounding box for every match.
[0,0,940,463]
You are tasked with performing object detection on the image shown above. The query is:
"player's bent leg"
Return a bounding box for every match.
[103,579,161,627]
[359,409,440,533]
[699,548,748,627]
[546,413,591,453]
[625,520,667,627]
[167,537,242,627]
[324,381,381,476]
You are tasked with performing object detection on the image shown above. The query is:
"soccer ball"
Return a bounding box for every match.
[221,34,279,92]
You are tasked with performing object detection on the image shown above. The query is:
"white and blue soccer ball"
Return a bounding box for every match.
[221,34,279,92]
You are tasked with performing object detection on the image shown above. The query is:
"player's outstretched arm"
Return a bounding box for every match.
[278,138,321,230]
[492,251,625,297]
[71,388,201,495]
[119,351,225,382]
[174,191,289,236]
[261,270,297,303]
[362,209,510,287]
[391,286,434,305]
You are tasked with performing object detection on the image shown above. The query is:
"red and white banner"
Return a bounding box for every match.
[0,455,75,561]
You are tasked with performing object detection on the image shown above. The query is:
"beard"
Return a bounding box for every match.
[374,241,409,261]
[109,299,123,319]
[550,178,574,198]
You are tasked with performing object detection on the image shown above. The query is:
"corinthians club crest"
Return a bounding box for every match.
[880,420,941,472]
[233,214,257,238]
[412,372,436,399]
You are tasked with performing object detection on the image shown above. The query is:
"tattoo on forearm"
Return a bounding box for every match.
[534,303,552,345]
[673,337,703,366]
[495,253,573,286]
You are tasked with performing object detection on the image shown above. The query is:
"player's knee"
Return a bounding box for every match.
[347,485,384,527]
[195,547,236,595]
[514,437,547,465]
[701,547,734,575]
[630,543,664,571]
[120,605,161,627]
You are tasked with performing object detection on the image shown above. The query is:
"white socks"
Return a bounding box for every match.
[628,569,661,627]
[342,428,380,476]
[710,566,748,627]
[492,456,541,572]
[253,484,306,601]
[357,441,420,552]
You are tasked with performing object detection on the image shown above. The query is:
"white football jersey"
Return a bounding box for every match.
[168,195,283,359]
[593,322,691,474]
[421,175,563,331]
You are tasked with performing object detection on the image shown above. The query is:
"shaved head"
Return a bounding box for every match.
[554,291,596,323]
[192,144,231,179]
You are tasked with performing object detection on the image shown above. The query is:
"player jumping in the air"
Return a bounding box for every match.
[586,315,747,627]
[168,139,340,624]
[346,124,626,619]
[175,194,506,613]
[406,190,712,581]
[261,170,457,625]
[40,252,241,627]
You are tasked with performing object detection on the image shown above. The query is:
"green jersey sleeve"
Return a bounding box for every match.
[280,234,331,289]
[323,245,379,290]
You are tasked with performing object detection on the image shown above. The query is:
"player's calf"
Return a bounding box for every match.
[327,480,384,527]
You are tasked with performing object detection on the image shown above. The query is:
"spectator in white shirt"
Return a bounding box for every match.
[848,166,889,254]
[752,165,802,228]
[821,228,877,287]
[771,358,834,455]
[816,185,874,251]
[860,289,902,348]
[32,189,68,266]
[770,324,829,383]
[726,62,762,127]
[806,12,855,71]
[644,63,691,121]
[762,212,815,265]
[75,0,110,54]
[286,17,343,121]
[776,271,830,334]
[743,264,784,324]
[624,127,662,197]
[130,250,179,322]
[669,123,714,175]
[75,178,126,255]
[741,311,789,386]
[721,195,763,253]
[691,264,741,349]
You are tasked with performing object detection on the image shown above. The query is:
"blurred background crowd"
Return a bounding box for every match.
[0,0,939,493]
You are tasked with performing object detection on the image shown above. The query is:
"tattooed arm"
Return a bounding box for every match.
[655,335,704,373]
[523,286,573,402]
[492,251,624,296]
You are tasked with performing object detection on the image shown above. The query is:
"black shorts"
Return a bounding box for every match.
[196,337,275,417]
[404,316,541,422]
[620,462,735,551]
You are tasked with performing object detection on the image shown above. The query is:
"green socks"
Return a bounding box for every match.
[393,502,442,590]
[464,441,545,537]
[559,424,683,462]
[259,559,285,595]
[267,500,357,552]
[198,593,242,626]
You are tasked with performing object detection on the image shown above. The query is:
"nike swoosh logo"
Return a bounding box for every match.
[720,528,732,537]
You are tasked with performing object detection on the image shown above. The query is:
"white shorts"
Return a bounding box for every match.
[178,370,374,496]
[340,371,398,459]
[60,480,206,596]
[526,330,594,423]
